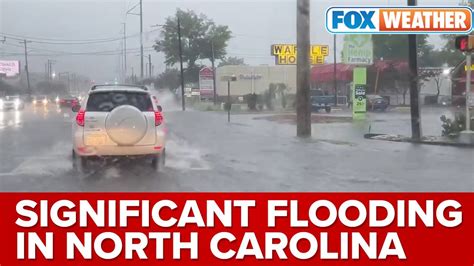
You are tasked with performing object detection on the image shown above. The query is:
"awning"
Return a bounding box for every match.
[311,60,410,83]
[373,60,410,74]
[311,64,354,83]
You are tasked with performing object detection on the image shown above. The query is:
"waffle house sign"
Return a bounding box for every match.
[271,44,329,65]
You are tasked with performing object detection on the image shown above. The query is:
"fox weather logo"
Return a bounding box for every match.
[326,6,473,34]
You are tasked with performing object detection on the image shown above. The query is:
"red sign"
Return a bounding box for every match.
[0,193,472,265]
[199,67,214,97]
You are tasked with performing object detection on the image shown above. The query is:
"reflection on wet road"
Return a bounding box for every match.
[0,104,472,192]
[0,109,22,129]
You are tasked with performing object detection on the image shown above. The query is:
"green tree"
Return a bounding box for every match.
[0,79,21,94]
[154,9,232,83]
[437,35,465,67]
[372,34,440,67]
[154,68,181,91]
[218,56,246,67]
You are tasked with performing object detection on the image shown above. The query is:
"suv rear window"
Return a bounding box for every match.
[86,91,153,112]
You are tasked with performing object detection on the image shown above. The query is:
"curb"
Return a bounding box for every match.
[364,134,474,148]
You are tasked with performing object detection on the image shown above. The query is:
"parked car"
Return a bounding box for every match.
[0,95,24,110]
[439,95,452,106]
[366,95,389,111]
[72,85,166,171]
[310,89,333,113]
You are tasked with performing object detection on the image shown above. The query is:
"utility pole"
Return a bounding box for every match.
[466,52,471,131]
[408,0,422,140]
[49,60,53,80]
[22,40,31,93]
[227,79,231,123]
[132,67,135,83]
[211,41,217,105]
[139,0,144,79]
[47,59,54,81]
[296,0,311,137]
[71,73,76,94]
[148,54,152,78]
[177,15,186,111]
[122,23,127,80]
[333,35,337,106]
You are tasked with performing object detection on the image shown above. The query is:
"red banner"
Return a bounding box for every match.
[0,193,472,265]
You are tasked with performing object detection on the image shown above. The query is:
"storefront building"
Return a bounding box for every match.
[215,65,296,97]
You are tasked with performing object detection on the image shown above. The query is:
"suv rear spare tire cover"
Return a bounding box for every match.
[105,105,148,145]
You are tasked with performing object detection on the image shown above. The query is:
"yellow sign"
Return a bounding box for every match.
[465,64,474,71]
[271,44,329,65]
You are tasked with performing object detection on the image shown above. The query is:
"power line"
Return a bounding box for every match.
[1,38,156,56]
[0,47,156,57]
[0,31,144,42]
[0,29,158,45]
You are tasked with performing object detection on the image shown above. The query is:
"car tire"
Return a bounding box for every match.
[72,150,89,173]
[152,150,166,171]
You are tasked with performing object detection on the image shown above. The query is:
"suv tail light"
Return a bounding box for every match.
[155,111,163,126]
[76,109,85,127]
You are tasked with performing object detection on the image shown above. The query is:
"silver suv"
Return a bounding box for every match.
[72,85,166,171]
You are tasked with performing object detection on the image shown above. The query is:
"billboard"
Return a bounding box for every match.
[199,67,214,97]
[342,35,373,65]
[271,44,329,65]
[0,60,20,77]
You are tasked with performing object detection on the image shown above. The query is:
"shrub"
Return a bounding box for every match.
[281,93,287,109]
[246,93,257,110]
[440,113,473,137]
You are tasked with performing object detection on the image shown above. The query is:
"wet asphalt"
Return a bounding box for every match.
[0,104,472,192]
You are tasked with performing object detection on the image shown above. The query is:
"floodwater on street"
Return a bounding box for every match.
[0,102,472,192]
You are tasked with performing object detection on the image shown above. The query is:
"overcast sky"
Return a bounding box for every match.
[0,0,460,82]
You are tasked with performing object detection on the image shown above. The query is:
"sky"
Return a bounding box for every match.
[0,0,461,82]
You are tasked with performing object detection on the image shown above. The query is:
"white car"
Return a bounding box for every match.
[72,85,166,171]
[0,95,24,110]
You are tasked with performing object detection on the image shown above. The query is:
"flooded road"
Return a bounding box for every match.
[0,104,472,192]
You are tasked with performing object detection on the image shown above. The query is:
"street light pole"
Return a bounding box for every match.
[139,0,144,79]
[296,0,311,137]
[211,41,217,105]
[465,52,471,131]
[333,34,337,106]
[148,54,152,77]
[48,60,51,81]
[47,59,56,81]
[227,79,231,123]
[122,23,127,81]
[177,15,186,111]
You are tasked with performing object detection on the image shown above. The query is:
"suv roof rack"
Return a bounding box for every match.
[90,84,148,91]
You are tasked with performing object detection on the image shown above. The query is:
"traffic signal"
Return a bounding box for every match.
[455,35,474,52]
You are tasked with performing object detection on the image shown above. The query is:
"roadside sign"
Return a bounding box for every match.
[342,35,373,65]
[199,67,214,97]
[271,44,329,65]
[352,68,367,119]
[0,60,20,77]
